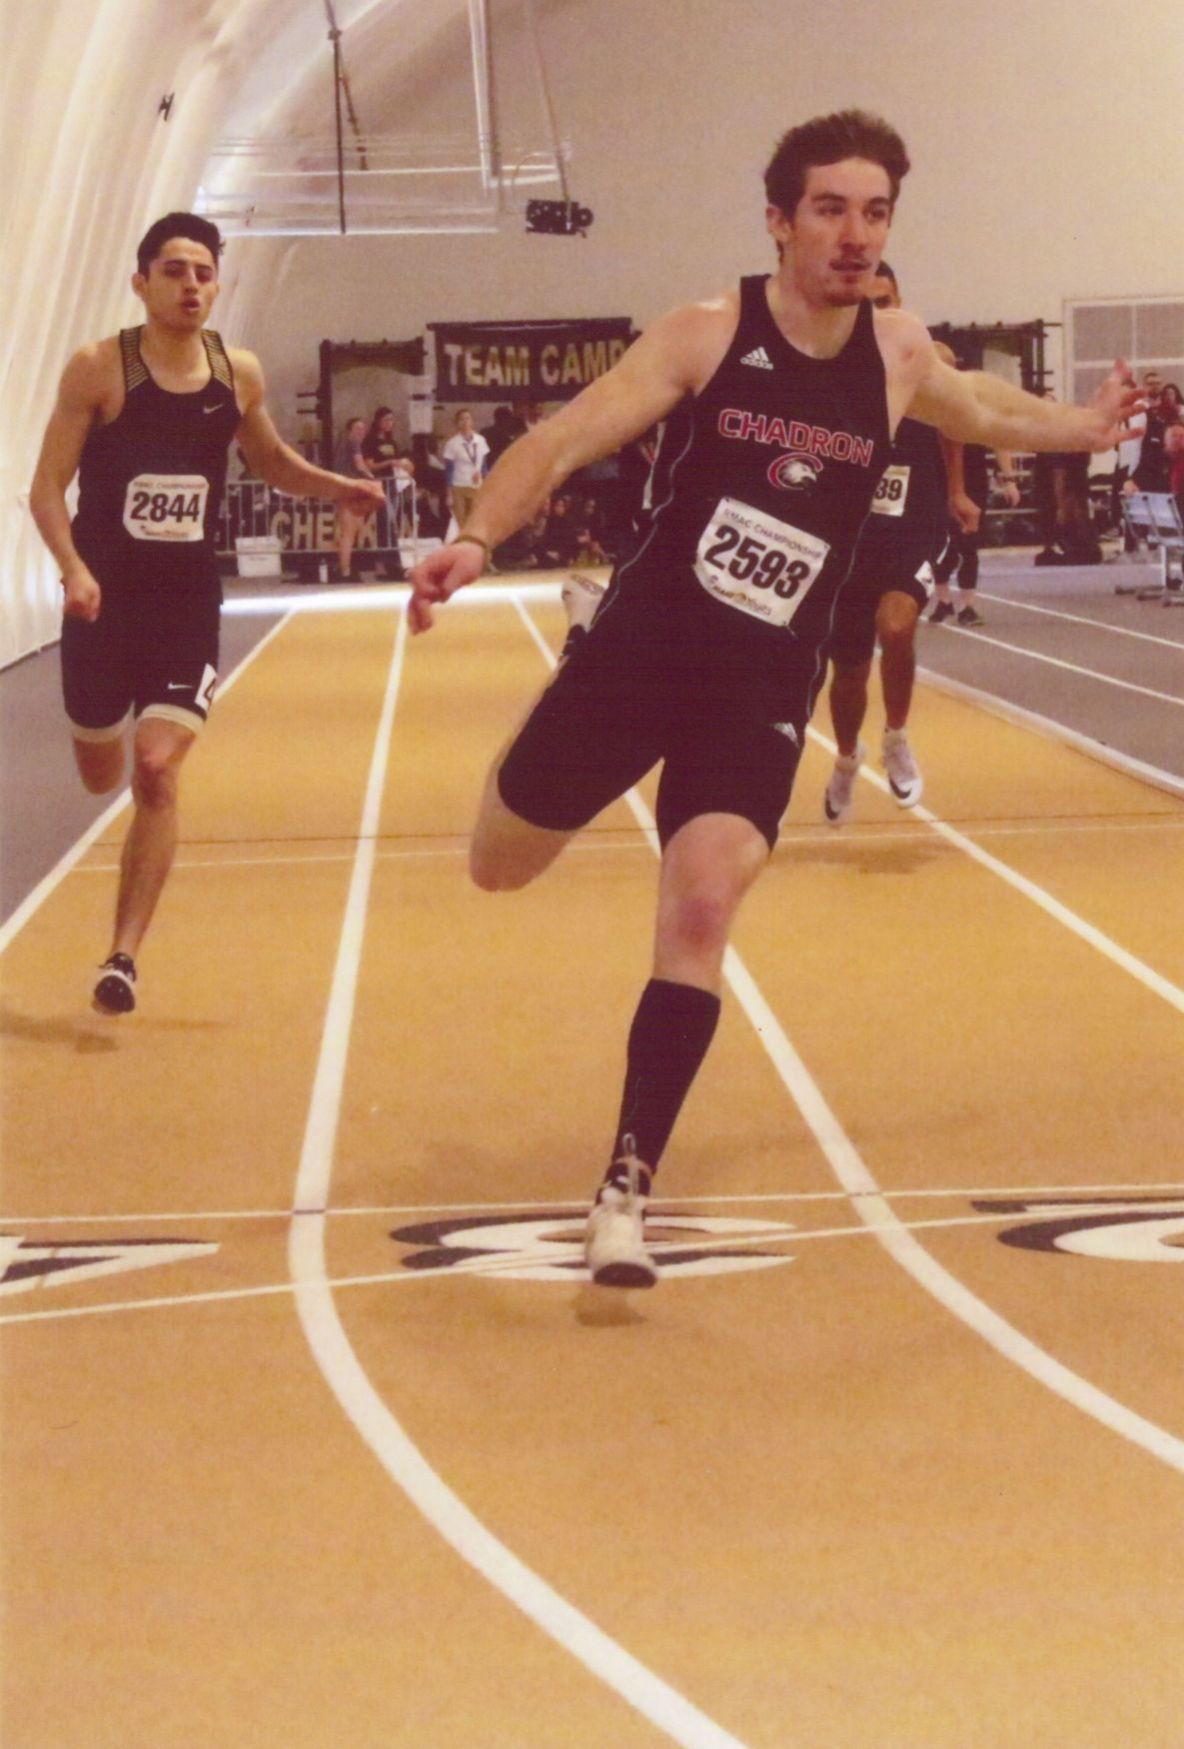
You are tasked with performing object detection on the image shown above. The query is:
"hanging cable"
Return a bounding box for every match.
[521,0,569,206]
[467,0,500,205]
[324,1,347,233]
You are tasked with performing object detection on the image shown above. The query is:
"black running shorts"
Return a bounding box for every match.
[827,538,940,668]
[61,583,221,735]
[497,601,811,851]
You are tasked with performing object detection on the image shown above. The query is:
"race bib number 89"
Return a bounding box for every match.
[123,474,209,543]
[694,497,830,628]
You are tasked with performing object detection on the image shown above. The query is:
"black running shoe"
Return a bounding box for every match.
[93,953,137,1016]
[957,605,986,628]
[929,600,956,624]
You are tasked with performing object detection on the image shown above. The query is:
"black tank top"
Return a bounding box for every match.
[611,275,891,688]
[858,415,948,551]
[73,327,240,590]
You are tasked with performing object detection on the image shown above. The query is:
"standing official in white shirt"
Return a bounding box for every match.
[442,408,490,532]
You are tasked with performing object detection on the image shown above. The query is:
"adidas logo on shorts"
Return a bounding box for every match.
[740,346,775,369]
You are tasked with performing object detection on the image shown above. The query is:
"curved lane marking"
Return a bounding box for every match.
[289,603,749,1749]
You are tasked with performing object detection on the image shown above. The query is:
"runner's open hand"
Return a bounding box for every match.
[1088,360,1143,451]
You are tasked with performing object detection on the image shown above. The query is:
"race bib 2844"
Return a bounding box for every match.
[122,475,209,543]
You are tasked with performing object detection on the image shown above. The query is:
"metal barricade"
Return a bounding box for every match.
[217,480,274,554]
[215,477,427,574]
[384,477,419,564]
[1119,492,1184,602]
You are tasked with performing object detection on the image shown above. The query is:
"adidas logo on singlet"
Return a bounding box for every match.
[740,346,775,369]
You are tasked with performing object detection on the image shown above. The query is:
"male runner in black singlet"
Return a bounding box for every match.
[408,110,1138,1289]
[30,212,383,1015]
[821,261,980,821]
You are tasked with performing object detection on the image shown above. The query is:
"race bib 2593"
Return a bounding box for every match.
[694,497,830,628]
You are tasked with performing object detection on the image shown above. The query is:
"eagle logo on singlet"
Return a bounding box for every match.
[767,452,821,490]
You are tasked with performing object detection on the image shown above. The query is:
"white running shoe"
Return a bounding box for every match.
[882,728,923,807]
[823,743,865,826]
[560,571,605,632]
[585,1148,657,1289]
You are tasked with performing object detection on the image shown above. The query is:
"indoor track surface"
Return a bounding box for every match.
[2,574,1183,1748]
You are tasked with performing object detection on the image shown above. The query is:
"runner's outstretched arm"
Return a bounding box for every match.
[408,300,731,632]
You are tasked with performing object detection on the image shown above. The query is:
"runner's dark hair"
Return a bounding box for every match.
[136,212,223,276]
[764,111,910,215]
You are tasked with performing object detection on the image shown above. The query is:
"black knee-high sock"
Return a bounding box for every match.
[608,978,721,1181]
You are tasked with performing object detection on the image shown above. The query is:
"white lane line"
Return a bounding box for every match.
[286,603,747,1749]
[222,579,568,618]
[0,612,294,954]
[810,725,1184,1019]
[8,1179,1183,1226]
[974,589,1184,650]
[514,594,1184,1476]
[928,626,1184,707]
[915,664,1184,801]
[15,1201,1184,1328]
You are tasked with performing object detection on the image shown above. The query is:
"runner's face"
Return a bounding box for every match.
[770,158,893,307]
[133,239,219,331]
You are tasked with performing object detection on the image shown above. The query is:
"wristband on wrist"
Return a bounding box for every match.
[453,533,489,562]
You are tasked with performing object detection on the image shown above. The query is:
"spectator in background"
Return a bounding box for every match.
[493,503,548,572]
[1163,384,1184,517]
[537,493,581,568]
[929,424,1020,624]
[1132,371,1169,493]
[511,398,544,433]
[484,405,522,466]
[574,495,611,566]
[334,415,376,581]
[414,434,449,539]
[443,408,490,532]
[360,408,407,579]
[1112,401,1147,546]
[362,406,401,479]
[1031,450,1100,565]
[1168,423,1184,508]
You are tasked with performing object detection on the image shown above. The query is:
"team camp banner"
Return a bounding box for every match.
[431,318,634,401]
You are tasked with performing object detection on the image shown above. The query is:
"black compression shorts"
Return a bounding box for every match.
[827,536,945,668]
[496,601,811,851]
[61,584,221,736]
